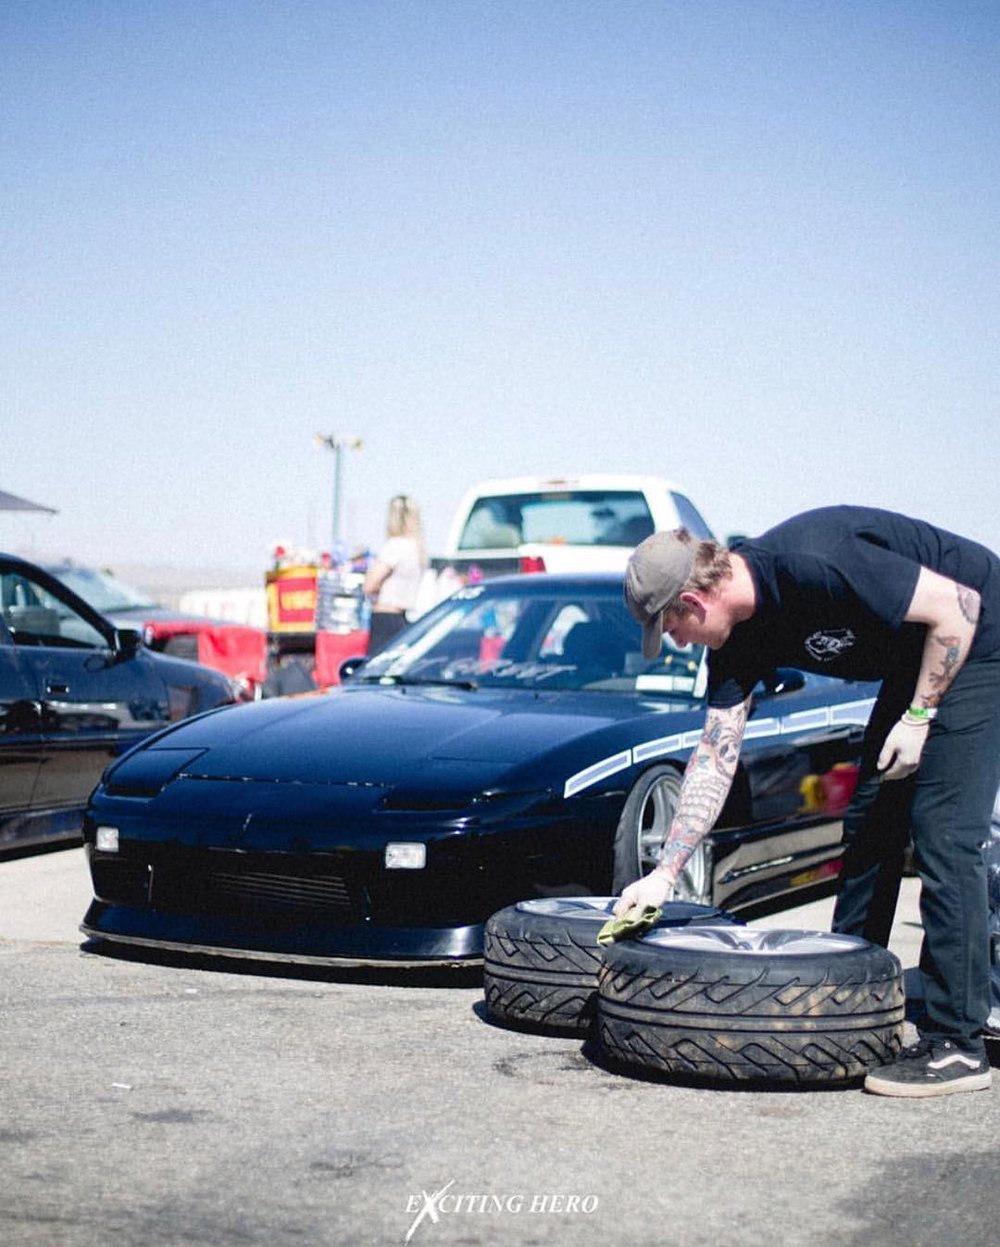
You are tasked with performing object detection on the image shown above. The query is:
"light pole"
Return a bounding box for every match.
[314,433,363,555]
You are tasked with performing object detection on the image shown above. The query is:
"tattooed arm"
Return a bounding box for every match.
[613,697,751,915]
[877,568,981,780]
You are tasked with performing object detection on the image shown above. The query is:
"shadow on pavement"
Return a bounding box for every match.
[78,937,483,990]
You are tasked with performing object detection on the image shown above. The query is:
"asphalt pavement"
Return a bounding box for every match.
[1,848,998,1247]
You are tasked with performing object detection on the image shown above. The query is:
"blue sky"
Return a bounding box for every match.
[2,1,998,575]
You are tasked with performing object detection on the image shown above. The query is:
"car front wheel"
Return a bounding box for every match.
[611,765,713,905]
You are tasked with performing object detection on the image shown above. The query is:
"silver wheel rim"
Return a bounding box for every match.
[636,773,709,904]
[514,897,616,920]
[638,927,871,956]
[636,774,678,870]
[673,841,710,905]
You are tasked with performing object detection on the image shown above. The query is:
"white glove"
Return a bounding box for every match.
[613,868,676,917]
[877,716,930,781]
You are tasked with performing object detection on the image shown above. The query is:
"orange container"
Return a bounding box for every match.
[266,565,319,632]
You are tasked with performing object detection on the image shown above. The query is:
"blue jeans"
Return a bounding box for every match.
[832,649,1000,1051]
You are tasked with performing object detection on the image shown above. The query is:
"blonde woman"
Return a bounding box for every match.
[363,494,427,654]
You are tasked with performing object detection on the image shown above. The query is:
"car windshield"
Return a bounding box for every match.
[357,583,703,695]
[48,565,158,613]
[456,490,655,551]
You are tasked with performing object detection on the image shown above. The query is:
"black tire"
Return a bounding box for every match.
[611,765,713,905]
[598,926,904,1085]
[483,897,740,1036]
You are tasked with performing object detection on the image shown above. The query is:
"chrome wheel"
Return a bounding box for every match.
[630,769,712,905]
[613,765,713,905]
[635,771,680,872]
[672,839,712,906]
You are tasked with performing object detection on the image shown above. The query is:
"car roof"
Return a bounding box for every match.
[453,474,689,496]
[461,571,625,594]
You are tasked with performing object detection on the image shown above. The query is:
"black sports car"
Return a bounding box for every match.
[1,553,237,851]
[81,573,878,967]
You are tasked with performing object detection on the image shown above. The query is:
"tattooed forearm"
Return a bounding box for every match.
[701,705,747,779]
[957,584,980,626]
[657,700,749,878]
[904,569,979,715]
[924,633,962,703]
[677,770,732,826]
[659,781,731,865]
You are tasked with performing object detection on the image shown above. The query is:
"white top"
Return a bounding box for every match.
[373,536,424,612]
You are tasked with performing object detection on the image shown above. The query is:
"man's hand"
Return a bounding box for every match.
[877,717,930,780]
[613,867,675,916]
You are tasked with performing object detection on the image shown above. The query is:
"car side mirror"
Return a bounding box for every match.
[338,656,368,682]
[112,627,144,661]
[757,667,806,698]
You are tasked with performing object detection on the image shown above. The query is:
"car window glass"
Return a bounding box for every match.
[539,604,589,656]
[457,491,655,550]
[669,491,713,539]
[457,501,523,550]
[0,570,106,649]
[368,592,532,675]
[360,587,703,695]
[47,564,157,612]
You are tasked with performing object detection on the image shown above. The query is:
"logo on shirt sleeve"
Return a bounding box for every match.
[804,628,856,662]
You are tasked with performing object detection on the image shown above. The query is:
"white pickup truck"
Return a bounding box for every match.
[428,474,715,593]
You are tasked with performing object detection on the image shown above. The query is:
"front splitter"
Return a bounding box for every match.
[80,901,485,968]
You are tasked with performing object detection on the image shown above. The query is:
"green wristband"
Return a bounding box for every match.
[906,705,938,720]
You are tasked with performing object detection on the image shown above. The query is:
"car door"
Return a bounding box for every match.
[0,618,44,831]
[1,560,171,812]
[739,670,869,826]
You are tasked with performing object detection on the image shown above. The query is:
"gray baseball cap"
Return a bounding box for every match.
[624,530,696,658]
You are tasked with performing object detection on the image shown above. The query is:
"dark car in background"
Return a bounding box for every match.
[81,573,879,968]
[1,553,237,851]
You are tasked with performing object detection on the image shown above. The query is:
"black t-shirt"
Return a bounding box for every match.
[708,506,1000,709]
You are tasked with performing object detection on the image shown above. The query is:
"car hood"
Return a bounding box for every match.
[114,682,699,791]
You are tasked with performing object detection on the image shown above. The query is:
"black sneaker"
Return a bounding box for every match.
[864,1038,992,1098]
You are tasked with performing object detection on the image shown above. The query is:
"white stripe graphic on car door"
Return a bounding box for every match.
[562,697,876,798]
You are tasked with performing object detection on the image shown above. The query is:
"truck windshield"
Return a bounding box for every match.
[457,491,655,551]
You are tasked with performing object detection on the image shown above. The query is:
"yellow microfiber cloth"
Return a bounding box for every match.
[596,904,662,946]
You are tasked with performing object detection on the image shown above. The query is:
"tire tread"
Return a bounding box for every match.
[597,937,904,1083]
[483,901,738,1036]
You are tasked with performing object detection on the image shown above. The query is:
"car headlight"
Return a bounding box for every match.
[95,826,120,853]
[384,843,427,870]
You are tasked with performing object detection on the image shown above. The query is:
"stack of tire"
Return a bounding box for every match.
[484,898,905,1086]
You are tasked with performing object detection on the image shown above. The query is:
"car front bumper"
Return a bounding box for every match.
[80,898,486,967]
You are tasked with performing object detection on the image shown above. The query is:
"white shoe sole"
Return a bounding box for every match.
[864,1069,992,1098]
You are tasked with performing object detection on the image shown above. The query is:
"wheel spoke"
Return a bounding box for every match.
[638,777,677,870]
